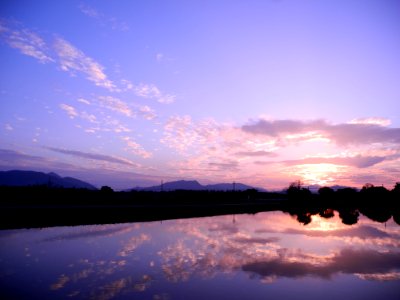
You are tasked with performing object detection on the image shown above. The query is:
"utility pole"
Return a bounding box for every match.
[161,180,164,192]
[233,181,236,192]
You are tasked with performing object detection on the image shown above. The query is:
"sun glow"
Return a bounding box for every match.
[307,214,345,232]
[288,163,346,186]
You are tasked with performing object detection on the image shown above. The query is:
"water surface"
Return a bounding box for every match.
[1,211,399,299]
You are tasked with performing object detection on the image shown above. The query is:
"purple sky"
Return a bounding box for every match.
[1,0,399,189]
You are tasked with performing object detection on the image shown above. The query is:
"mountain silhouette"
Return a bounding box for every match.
[0,170,97,190]
[134,180,266,192]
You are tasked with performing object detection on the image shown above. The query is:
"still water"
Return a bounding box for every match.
[1,211,399,300]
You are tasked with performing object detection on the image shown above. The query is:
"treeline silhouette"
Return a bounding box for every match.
[0,181,398,229]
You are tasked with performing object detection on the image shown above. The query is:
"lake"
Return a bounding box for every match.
[1,210,399,300]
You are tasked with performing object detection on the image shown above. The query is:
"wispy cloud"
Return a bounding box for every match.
[60,104,78,119]
[97,96,132,116]
[1,21,118,91]
[156,53,164,62]
[78,3,129,31]
[0,21,53,63]
[46,146,139,167]
[77,98,91,105]
[138,105,157,120]
[122,136,152,159]
[134,83,175,104]
[60,103,97,123]
[4,124,13,131]
[54,37,115,91]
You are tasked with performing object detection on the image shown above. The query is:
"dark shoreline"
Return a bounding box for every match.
[0,186,399,229]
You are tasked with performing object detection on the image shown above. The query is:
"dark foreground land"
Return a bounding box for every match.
[0,184,399,229]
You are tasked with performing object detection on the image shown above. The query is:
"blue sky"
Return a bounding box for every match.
[1,0,400,189]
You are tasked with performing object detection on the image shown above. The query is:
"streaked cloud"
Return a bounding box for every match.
[0,149,163,189]
[46,146,139,167]
[349,117,392,126]
[0,21,53,63]
[208,161,239,171]
[77,98,91,105]
[283,155,386,168]
[54,37,115,91]
[235,150,278,157]
[242,119,400,145]
[97,96,132,116]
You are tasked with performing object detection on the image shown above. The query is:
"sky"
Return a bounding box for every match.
[0,0,399,190]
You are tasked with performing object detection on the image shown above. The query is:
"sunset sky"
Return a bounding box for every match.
[1,0,399,190]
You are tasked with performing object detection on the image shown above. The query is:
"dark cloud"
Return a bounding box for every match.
[45,146,138,167]
[242,119,400,145]
[242,248,400,280]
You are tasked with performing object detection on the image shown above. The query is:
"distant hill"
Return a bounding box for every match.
[133,180,266,192]
[0,170,97,190]
[306,184,358,193]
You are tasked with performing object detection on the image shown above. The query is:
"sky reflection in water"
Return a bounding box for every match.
[0,211,399,300]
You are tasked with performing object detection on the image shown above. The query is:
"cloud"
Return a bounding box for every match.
[97,96,132,116]
[242,119,400,145]
[0,21,53,63]
[78,3,129,31]
[1,21,118,91]
[42,225,133,242]
[60,104,78,118]
[60,104,97,123]
[138,105,157,120]
[0,149,79,171]
[122,136,152,159]
[235,151,278,157]
[349,117,391,126]
[283,155,386,168]
[77,98,91,105]
[162,115,196,153]
[208,161,239,171]
[78,3,100,18]
[134,83,175,104]
[242,248,400,280]
[233,237,280,244]
[4,124,13,131]
[54,37,115,91]
[156,53,164,62]
[284,226,392,240]
[46,146,139,167]
[0,149,162,189]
